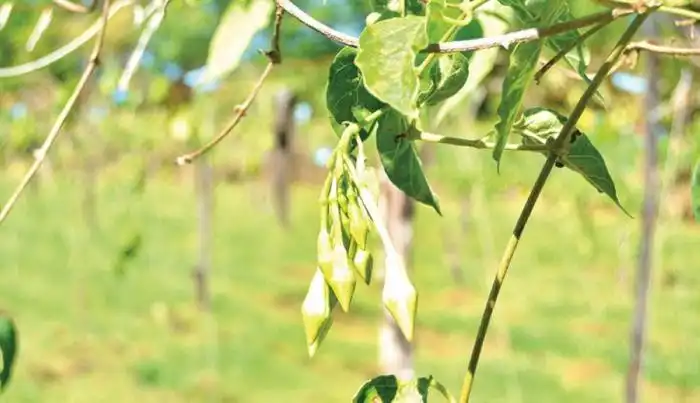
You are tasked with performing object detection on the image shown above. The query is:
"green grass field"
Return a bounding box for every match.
[1,99,700,402]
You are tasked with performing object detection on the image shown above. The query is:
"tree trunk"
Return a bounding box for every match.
[626,16,661,403]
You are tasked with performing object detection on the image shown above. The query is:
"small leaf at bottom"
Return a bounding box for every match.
[0,314,18,392]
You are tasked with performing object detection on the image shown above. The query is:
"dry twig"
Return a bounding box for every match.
[0,0,112,225]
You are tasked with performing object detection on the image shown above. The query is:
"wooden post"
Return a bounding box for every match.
[192,106,215,311]
[193,159,213,311]
[270,88,297,229]
[378,171,415,380]
[626,16,661,403]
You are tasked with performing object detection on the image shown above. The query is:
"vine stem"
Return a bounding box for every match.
[625,41,700,56]
[0,0,136,78]
[414,132,547,152]
[175,4,285,164]
[276,0,633,54]
[458,10,653,403]
[0,0,112,226]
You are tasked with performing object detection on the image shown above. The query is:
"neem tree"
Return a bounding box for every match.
[1,1,700,402]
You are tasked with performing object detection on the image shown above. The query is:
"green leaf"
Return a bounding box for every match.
[376,110,441,214]
[353,375,454,403]
[492,40,543,167]
[325,47,385,140]
[356,16,429,121]
[565,136,630,216]
[370,0,425,15]
[544,12,590,80]
[497,0,566,25]
[517,107,630,215]
[692,159,700,222]
[497,1,601,103]
[543,12,603,105]
[0,315,17,392]
[419,53,470,106]
[198,0,272,86]
[425,0,464,42]
[435,3,507,126]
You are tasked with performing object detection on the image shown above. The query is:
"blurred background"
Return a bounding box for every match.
[0,0,699,402]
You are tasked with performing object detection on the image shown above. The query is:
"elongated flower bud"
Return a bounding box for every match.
[301,269,335,347]
[328,243,357,312]
[383,254,417,342]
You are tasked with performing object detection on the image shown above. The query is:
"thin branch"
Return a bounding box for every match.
[626,40,700,56]
[414,132,548,152]
[276,0,358,47]
[595,0,700,21]
[276,0,633,54]
[458,10,652,403]
[175,62,275,165]
[0,0,112,226]
[176,4,285,165]
[0,0,135,78]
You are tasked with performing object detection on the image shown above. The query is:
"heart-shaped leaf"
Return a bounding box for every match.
[356,16,429,121]
[326,47,385,140]
[517,107,630,215]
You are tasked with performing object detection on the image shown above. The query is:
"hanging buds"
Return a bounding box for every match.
[327,177,357,312]
[305,129,400,357]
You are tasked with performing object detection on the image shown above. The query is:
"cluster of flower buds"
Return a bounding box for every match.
[301,135,378,357]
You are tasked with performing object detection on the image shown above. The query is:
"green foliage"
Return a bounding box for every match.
[419,53,470,107]
[516,108,629,215]
[0,314,17,393]
[376,110,441,214]
[491,0,570,167]
[545,9,596,92]
[425,0,467,42]
[353,375,455,403]
[492,41,543,166]
[325,47,384,140]
[356,16,428,121]
[199,0,273,86]
[370,0,426,16]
